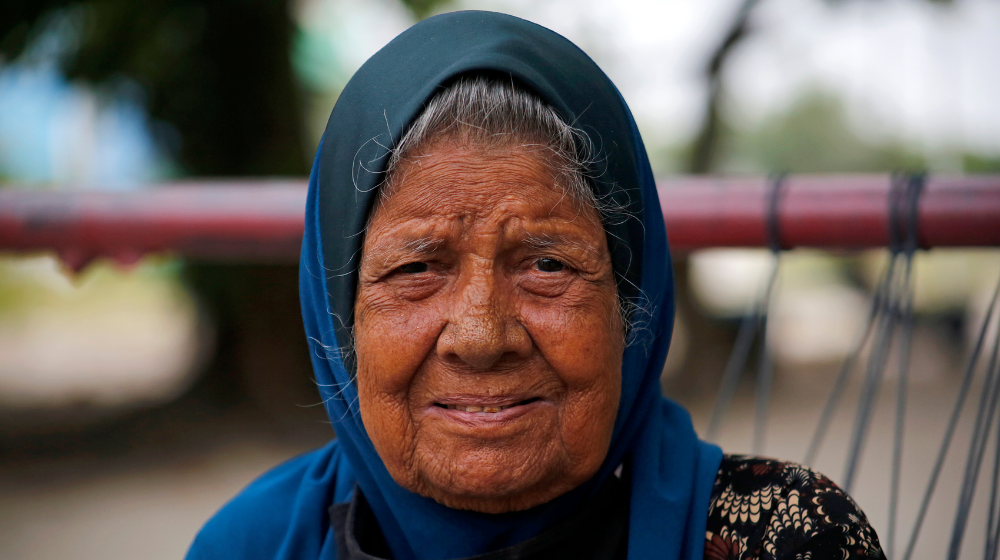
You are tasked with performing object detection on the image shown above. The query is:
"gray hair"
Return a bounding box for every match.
[377,75,598,213]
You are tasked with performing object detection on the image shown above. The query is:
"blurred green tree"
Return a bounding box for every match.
[0,0,451,435]
[687,0,952,175]
[1,0,325,434]
[1,0,307,175]
[399,0,452,20]
[723,92,925,174]
[963,154,1000,173]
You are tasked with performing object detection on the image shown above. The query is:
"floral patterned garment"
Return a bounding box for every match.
[705,455,887,560]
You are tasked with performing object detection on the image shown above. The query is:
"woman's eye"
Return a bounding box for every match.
[396,262,429,274]
[535,258,565,273]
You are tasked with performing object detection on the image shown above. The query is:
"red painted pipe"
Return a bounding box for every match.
[0,182,306,269]
[1,175,998,268]
[656,175,1000,251]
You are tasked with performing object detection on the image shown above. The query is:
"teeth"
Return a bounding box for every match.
[446,404,513,413]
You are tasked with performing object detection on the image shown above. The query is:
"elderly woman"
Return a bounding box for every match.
[187,11,884,560]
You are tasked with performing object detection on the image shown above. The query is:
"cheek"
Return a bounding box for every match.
[355,294,449,478]
[355,292,447,395]
[521,290,623,387]
[520,289,623,460]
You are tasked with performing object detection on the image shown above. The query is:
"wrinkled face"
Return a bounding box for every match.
[354,141,623,514]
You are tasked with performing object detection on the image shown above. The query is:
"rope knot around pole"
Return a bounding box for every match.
[766,173,788,254]
[888,173,926,256]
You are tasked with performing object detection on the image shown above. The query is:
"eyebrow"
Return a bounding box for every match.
[363,231,443,269]
[400,235,444,254]
[523,232,561,249]
[521,230,601,260]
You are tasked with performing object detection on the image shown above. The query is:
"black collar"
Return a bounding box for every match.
[330,477,630,560]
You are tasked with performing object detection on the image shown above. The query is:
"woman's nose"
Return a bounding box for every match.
[436,273,532,370]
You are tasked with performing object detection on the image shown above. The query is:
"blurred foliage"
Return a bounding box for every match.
[687,0,758,173]
[721,92,926,174]
[963,154,1000,173]
[0,0,316,419]
[0,0,307,176]
[690,0,954,174]
[0,0,451,425]
[398,0,452,20]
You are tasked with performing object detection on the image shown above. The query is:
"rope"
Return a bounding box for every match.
[804,263,891,465]
[986,392,1000,560]
[707,176,784,446]
[766,174,787,254]
[886,174,924,558]
[752,175,785,453]
[841,260,899,492]
[886,274,913,560]
[753,260,779,453]
[947,298,1000,560]
[700,172,1000,558]
[902,276,1000,560]
[843,175,920,494]
[707,304,760,441]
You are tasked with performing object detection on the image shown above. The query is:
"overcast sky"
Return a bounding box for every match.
[479,0,1000,154]
[298,0,1000,154]
[2,0,997,185]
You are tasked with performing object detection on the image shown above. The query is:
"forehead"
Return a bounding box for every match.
[367,144,603,242]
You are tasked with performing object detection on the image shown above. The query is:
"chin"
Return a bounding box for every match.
[398,444,605,514]
[420,476,579,514]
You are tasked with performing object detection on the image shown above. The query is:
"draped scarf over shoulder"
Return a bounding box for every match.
[187,10,721,560]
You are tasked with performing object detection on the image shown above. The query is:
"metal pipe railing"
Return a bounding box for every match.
[659,175,1000,251]
[1,175,998,270]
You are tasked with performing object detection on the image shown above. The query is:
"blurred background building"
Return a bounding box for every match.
[1,0,999,558]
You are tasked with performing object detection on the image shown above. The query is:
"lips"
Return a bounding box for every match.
[436,398,540,413]
[427,397,545,427]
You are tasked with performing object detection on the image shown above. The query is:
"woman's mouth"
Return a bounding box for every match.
[429,398,546,428]
[435,398,540,413]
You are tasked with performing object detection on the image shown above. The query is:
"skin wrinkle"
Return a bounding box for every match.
[354,142,624,513]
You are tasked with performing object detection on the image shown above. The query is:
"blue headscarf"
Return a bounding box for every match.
[187,11,721,560]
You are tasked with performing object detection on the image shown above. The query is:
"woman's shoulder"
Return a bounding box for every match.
[185,440,349,560]
[704,454,885,560]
